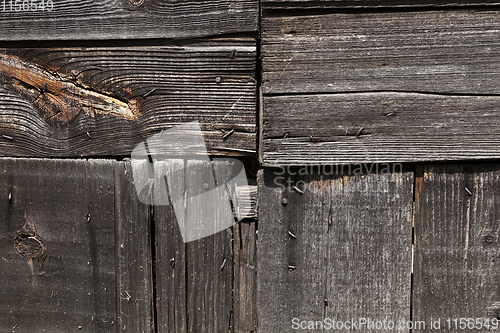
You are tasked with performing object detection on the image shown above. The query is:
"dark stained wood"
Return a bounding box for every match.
[153,159,188,333]
[115,161,154,333]
[233,220,257,332]
[413,164,500,328]
[263,0,500,9]
[185,160,234,332]
[257,168,413,332]
[0,158,154,332]
[262,93,500,165]
[0,158,118,332]
[262,10,500,95]
[0,41,257,158]
[0,0,258,41]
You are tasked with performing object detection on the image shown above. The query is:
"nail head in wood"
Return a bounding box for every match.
[222,129,235,140]
[282,197,288,205]
[215,76,221,83]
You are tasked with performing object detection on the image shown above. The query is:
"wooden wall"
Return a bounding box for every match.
[1,0,500,331]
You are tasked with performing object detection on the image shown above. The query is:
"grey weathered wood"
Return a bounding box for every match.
[0,0,258,41]
[115,161,154,333]
[263,0,500,9]
[153,159,257,332]
[257,168,413,332]
[0,158,153,332]
[262,93,500,165]
[262,10,500,95]
[0,42,256,158]
[413,164,500,329]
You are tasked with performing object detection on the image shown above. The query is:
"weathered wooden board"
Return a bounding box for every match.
[413,164,500,328]
[115,161,154,333]
[0,42,257,158]
[262,10,500,95]
[152,160,258,332]
[263,0,500,9]
[0,158,152,332]
[0,0,258,41]
[262,93,500,165]
[257,168,413,332]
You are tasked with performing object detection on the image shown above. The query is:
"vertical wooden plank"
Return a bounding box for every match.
[0,158,117,332]
[115,160,154,333]
[154,160,187,333]
[258,168,413,332]
[325,172,413,331]
[233,220,257,332]
[186,160,233,333]
[414,164,500,330]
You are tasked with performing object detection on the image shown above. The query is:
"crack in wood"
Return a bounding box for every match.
[0,54,138,126]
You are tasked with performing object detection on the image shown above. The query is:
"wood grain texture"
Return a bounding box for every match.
[0,42,257,158]
[0,0,258,41]
[263,0,500,9]
[262,10,500,95]
[153,159,257,332]
[262,93,500,165]
[0,158,153,332]
[115,161,154,333]
[413,164,500,329]
[257,169,413,332]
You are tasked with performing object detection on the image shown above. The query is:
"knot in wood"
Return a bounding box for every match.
[14,224,44,259]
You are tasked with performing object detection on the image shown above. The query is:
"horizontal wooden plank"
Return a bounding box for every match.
[263,0,500,9]
[0,158,153,332]
[0,0,258,41]
[257,169,413,332]
[262,93,500,165]
[0,42,257,158]
[262,10,500,95]
[413,164,500,327]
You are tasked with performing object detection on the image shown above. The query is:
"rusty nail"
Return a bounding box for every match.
[2,135,13,141]
[143,88,156,98]
[485,235,493,243]
[215,76,221,83]
[230,49,236,59]
[355,127,364,137]
[292,185,304,195]
[222,129,235,140]
[465,187,472,196]
[282,198,288,205]
[385,112,394,117]
[283,132,289,139]
[288,265,296,270]
[288,230,296,239]
[221,258,227,271]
